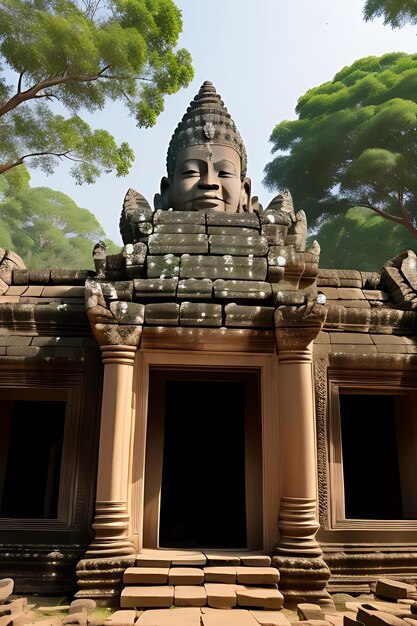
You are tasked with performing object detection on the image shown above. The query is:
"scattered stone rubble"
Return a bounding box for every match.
[5,576,417,626]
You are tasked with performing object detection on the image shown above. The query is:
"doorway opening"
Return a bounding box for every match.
[339,392,417,520]
[144,369,262,550]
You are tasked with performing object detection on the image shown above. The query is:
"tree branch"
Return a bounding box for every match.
[0,151,71,175]
[360,200,417,239]
[0,65,111,117]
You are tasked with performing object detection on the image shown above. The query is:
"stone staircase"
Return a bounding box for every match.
[120,550,284,612]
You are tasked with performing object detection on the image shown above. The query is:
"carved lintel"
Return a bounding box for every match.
[274,302,327,351]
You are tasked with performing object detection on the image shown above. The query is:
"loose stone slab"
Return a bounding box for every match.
[250,610,291,625]
[69,599,96,615]
[174,586,207,607]
[204,584,238,609]
[236,567,279,585]
[180,255,267,281]
[153,210,206,225]
[376,580,417,600]
[104,610,137,626]
[357,608,408,626]
[209,235,268,256]
[168,568,204,586]
[204,567,237,583]
[201,609,260,625]
[148,233,208,254]
[179,302,222,327]
[224,303,275,328]
[147,255,180,279]
[177,279,213,299]
[120,586,174,608]
[123,567,169,584]
[62,612,87,626]
[136,607,201,625]
[134,278,178,298]
[213,280,271,300]
[236,587,284,610]
[144,303,179,325]
[0,578,13,600]
[297,603,324,620]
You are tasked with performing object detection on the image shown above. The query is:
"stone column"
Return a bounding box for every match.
[76,302,143,604]
[86,344,138,558]
[273,302,333,607]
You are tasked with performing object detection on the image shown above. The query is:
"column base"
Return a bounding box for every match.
[272,555,334,609]
[75,555,136,607]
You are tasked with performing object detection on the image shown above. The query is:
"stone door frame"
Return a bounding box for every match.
[130,349,280,553]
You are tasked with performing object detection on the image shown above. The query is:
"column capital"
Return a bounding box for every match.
[274,302,327,351]
[100,344,137,365]
[87,306,142,348]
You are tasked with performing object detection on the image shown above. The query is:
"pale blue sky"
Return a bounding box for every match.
[29,0,417,244]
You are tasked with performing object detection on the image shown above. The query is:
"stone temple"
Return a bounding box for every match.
[1,81,417,617]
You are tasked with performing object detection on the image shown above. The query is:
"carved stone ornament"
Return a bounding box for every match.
[203,120,216,139]
[274,301,327,350]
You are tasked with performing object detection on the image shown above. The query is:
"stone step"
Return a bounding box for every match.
[134,549,271,568]
[121,551,281,611]
[107,608,291,626]
[120,583,284,611]
[124,565,279,586]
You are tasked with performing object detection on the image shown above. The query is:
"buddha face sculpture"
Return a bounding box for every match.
[158,81,251,213]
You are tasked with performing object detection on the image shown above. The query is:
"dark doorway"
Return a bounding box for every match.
[144,369,263,550]
[340,394,403,519]
[159,379,247,549]
[0,400,66,518]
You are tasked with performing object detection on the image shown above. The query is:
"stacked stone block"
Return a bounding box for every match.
[119,550,283,611]
[92,210,319,330]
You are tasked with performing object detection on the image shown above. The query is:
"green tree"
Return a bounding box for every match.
[312,206,417,271]
[364,0,417,27]
[263,52,417,239]
[0,0,193,182]
[0,167,120,268]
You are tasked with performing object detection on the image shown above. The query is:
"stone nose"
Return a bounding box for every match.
[198,163,219,188]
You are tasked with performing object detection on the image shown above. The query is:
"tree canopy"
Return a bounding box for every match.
[0,167,119,268]
[263,52,417,238]
[311,206,417,271]
[0,0,193,182]
[363,0,417,27]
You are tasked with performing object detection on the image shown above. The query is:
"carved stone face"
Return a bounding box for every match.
[168,144,249,212]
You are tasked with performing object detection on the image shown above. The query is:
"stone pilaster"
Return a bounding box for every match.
[273,302,333,607]
[76,297,142,604]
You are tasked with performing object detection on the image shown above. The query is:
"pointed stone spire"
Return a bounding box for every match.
[166,81,247,179]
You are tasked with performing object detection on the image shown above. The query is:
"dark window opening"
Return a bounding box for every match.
[159,379,247,549]
[0,400,66,519]
[340,394,406,520]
